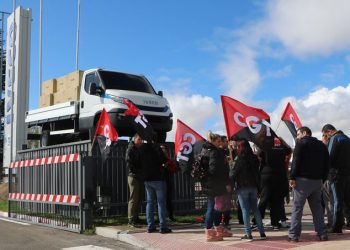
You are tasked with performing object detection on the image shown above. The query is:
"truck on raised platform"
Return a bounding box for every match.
[25,69,173,146]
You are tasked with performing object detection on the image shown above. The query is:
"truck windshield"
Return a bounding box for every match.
[99,70,156,94]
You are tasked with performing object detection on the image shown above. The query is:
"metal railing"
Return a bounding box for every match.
[8,141,91,232]
[8,140,207,232]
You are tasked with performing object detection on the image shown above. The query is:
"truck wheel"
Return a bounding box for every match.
[41,130,51,147]
[157,131,167,143]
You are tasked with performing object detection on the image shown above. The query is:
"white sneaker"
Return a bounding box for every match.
[280,221,290,228]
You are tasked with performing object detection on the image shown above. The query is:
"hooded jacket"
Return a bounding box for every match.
[230,140,261,192]
[200,141,229,197]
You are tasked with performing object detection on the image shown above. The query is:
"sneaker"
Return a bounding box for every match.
[318,234,328,241]
[287,237,299,242]
[241,235,253,241]
[147,228,157,233]
[160,228,172,234]
[280,221,290,228]
[128,220,136,228]
[260,233,267,240]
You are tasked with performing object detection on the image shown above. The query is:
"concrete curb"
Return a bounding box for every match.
[95,227,154,250]
[0,211,8,217]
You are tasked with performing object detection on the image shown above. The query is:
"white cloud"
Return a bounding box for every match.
[163,1,350,142]
[265,0,350,57]
[218,44,260,102]
[165,93,218,141]
[270,84,350,146]
[216,0,350,102]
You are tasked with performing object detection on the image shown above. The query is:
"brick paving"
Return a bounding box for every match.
[127,218,350,250]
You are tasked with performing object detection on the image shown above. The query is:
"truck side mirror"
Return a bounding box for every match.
[89,83,97,95]
[158,90,163,97]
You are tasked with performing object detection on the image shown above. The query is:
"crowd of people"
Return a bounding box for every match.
[124,123,350,243]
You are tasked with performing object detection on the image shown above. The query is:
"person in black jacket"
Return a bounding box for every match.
[139,137,172,234]
[201,131,231,241]
[322,124,350,233]
[288,126,329,242]
[231,139,266,241]
[255,139,291,230]
[126,133,143,227]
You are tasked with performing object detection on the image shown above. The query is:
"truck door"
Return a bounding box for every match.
[79,71,103,130]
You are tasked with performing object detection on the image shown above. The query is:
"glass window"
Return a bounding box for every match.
[98,70,156,94]
[84,72,100,94]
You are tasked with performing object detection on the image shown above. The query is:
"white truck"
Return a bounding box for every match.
[25,68,173,146]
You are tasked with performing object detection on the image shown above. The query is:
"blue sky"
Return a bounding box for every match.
[3,0,350,143]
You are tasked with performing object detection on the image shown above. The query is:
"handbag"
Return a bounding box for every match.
[214,193,232,212]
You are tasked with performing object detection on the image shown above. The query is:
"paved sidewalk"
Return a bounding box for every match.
[96,216,350,250]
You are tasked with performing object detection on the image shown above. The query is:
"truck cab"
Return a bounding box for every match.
[79,69,173,141]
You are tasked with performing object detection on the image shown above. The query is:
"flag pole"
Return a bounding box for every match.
[90,132,97,154]
[275,119,282,133]
[75,0,80,70]
[39,0,43,96]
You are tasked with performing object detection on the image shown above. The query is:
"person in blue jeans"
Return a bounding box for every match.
[139,138,172,234]
[230,139,266,241]
[200,131,232,241]
[322,124,350,234]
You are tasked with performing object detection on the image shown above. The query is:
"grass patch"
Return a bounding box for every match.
[83,226,96,235]
[0,201,8,212]
[92,210,238,227]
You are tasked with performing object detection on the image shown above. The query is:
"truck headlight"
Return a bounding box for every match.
[107,94,129,105]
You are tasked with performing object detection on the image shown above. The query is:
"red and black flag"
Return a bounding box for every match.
[123,99,155,142]
[281,102,302,139]
[175,119,205,173]
[221,95,278,151]
[94,108,119,162]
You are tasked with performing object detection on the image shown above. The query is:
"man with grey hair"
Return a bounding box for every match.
[288,126,329,242]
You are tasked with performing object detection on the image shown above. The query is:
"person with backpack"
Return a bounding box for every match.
[230,139,266,241]
[199,131,232,241]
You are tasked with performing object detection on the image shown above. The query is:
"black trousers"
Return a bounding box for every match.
[331,176,350,231]
[258,174,286,226]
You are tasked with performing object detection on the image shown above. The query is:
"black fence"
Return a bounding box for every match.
[90,141,207,217]
[8,140,207,232]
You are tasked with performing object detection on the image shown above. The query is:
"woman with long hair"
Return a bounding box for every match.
[200,131,232,241]
[230,139,266,241]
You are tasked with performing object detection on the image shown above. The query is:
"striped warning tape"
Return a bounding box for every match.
[8,153,80,169]
[8,193,80,204]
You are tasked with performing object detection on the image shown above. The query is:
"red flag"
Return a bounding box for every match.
[95,108,118,161]
[123,99,140,117]
[175,119,205,173]
[281,102,302,139]
[221,96,277,150]
[123,99,155,142]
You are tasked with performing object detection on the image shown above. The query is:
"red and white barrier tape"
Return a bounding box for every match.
[8,193,80,204]
[9,153,80,169]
